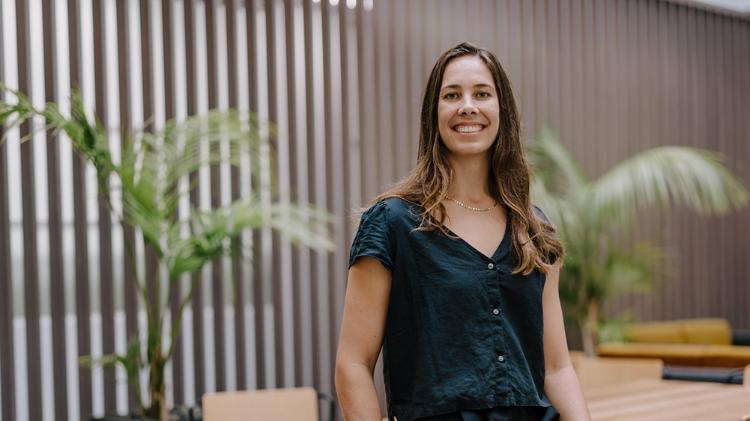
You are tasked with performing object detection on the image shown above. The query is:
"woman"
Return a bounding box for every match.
[335,42,590,421]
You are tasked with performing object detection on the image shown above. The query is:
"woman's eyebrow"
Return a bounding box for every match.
[441,83,494,91]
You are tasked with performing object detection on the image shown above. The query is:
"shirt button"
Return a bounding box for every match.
[487,262,494,270]
[497,355,505,362]
[492,308,500,315]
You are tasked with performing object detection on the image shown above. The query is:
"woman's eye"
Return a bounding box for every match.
[443,92,459,100]
[476,91,491,99]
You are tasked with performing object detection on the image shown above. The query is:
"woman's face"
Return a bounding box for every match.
[437,55,500,160]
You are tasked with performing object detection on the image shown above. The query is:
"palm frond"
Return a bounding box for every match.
[592,146,748,223]
[526,128,588,197]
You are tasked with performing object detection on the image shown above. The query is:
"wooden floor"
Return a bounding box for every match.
[586,379,750,421]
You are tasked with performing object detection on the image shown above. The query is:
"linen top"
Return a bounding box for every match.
[347,197,552,421]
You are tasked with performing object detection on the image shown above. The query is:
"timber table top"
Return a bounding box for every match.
[586,378,750,421]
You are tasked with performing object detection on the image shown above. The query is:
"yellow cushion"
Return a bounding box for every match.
[625,318,731,345]
[597,342,750,367]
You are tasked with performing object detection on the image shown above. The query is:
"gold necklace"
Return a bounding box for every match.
[446,196,498,212]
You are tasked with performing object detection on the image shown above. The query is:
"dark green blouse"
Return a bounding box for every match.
[347,198,551,421]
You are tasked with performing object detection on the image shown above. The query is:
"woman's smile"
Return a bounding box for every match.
[452,123,487,134]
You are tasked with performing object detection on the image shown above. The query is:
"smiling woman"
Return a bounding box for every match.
[334,42,590,421]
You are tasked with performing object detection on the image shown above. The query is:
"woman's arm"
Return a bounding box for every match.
[542,260,591,421]
[335,257,391,421]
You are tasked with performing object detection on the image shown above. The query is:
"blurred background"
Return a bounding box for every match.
[0,0,748,420]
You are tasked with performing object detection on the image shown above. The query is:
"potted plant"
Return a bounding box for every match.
[527,129,748,355]
[0,87,334,420]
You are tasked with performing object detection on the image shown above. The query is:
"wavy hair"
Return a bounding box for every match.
[371,42,563,275]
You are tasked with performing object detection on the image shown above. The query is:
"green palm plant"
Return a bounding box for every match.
[527,129,748,356]
[0,86,335,420]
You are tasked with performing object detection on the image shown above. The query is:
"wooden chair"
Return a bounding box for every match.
[203,387,324,421]
[573,355,663,391]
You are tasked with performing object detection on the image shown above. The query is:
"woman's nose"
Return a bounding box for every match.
[458,98,478,114]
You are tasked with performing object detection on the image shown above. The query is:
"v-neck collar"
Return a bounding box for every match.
[442,220,509,262]
[417,201,511,262]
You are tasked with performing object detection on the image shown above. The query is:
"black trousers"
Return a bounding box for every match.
[415,406,560,421]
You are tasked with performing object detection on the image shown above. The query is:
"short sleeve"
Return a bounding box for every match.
[533,205,552,226]
[533,205,560,265]
[348,201,394,271]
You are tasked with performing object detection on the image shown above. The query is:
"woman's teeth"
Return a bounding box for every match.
[455,125,483,133]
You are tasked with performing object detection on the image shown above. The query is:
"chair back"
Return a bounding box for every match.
[203,387,319,421]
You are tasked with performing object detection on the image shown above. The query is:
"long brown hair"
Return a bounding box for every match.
[372,42,563,275]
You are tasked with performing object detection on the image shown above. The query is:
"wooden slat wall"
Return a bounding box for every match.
[0,0,748,420]
[0,4,16,421]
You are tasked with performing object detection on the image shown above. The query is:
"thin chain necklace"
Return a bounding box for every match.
[446,196,498,212]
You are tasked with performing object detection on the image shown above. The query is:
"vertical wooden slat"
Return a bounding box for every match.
[545,0,560,136]
[737,18,750,329]
[533,0,547,133]
[303,0,322,390]
[15,0,43,419]
[265,0,283,388]
[91,0,117,412]
[328,0,347,396]
[637,0,658,319]
[520,0,535,136]
[731,16,741,326]
[0,149,13,421]
[408,0,423,168]
[159,0,184,404]
[313,2,332,392]
[293,0,313,389]
[659,0,676,320]
[356,0,377,200]
[139,1,161,373]
[557,0,572,151]
[0,5,17,419]
[570,0,584,154]
[67,0,94,416]
[712,12,726,322]
[507,0,522,100]
[696,8,708,317]
[675,3,690,319]
[320,0,334,395]
[115,0,139,411]
[582,0,601,177]
[302,0,321,387]
[42,0,69,418]
[284,0,305,388]
[245,0,266,391]
[184,0,206,401]
[495,0,509,65]
[204,0,226,393]
[373,0,388,190]
[391,0,407,179]
[226,0,247,392]
[339,0,351,255]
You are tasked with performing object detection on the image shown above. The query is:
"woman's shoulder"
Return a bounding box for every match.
[373,196,423,221]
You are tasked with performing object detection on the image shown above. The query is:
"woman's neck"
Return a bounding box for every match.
[446,154,493,205]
